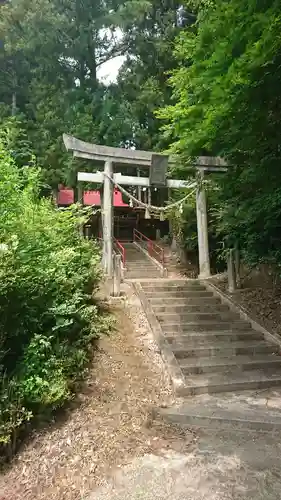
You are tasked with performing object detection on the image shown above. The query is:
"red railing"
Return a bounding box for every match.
[133,229,164,267]
[113,238,126,268]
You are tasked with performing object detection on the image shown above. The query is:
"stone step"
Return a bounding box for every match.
[127,271,160,276]
[158,401,281,432]
[165,330,263,345]
[126,273,160,279]
[141,284,205,292]
[124,253,143,257]
[162,320,251,333]
[127,266,159,271]
[179,354,281,375]
[141,280,201,287]
[152,301,225,315]
[124,252,142,255]
[125,253,147,257]
[157,311,240,323]
[181,370,281,396]
[127,258,158,269]
[144,291,214,299]
[127,266,160,271]
[148,297,221,306]
[165,265,184,270]
[152,304,229,314]
[171,341,279,359]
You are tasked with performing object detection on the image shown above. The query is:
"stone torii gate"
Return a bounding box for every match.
[63,134,227,278]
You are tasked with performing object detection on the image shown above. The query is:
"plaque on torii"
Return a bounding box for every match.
[150,154,168,187]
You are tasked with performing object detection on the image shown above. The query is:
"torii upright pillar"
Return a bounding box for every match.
[102,161,113,277]
[196,176,211,278]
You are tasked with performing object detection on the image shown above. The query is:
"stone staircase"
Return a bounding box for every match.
[140,280,281,396]
[124,243,161,280]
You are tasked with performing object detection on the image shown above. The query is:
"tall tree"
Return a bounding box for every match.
[159,0,281,266]
[0,0,183,189]
[113,0,182,150]
[0,0,130,187]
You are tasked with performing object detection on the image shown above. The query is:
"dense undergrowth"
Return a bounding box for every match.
[0,143,109,461]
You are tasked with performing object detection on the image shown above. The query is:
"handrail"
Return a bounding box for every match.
[113,237,126,268]
[133,229,164,266]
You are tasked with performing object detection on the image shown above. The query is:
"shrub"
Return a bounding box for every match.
[0,142,109,460]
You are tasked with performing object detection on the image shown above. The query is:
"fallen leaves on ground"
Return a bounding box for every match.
[216,276,281,337]
[0,306,193,500]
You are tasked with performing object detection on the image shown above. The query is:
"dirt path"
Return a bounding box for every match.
[0,300,193,500]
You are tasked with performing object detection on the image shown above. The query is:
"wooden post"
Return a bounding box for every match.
[137,168,141,201]
[227,248,237,293]
[196,175,211,278]
[144,188,148,205]
[103,161,113,277]
[120,261,124,282]
[168,187,173,238]
[85,225,91,239]
[148,186,152,206]
[113,254,121,297]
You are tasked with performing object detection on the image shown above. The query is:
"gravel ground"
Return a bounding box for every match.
[0,293,194,500]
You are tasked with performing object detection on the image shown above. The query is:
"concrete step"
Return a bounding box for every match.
[165,265,184,270]
[148,297,221,306]
[127,265,159,270]
[151,303,227,314]
[179,354,281,375]
[158,400,281,432]
[124,254,145,258]
[157,311,242,323]
[165,330,264,345]
[127,258,156,269]
[141,280,201,287]
[141,284,205,292]
[171,341,279,359]
[124,252,142,255]
[181,370,281,396]
[144,291,214,299]
[126,272,160,279]
[127,270,159,274]
[162,320,251,333]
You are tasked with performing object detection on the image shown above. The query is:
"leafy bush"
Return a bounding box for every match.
[0,142,109,460]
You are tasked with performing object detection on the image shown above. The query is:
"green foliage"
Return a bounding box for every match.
[0,143,109,460]
[0,0,182,185]
[115,0,182,150]
[0,116,32,167]
[159,0,281,269]
[0,0,133,187]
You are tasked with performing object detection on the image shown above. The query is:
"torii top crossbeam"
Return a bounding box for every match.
[63,134,227,171]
